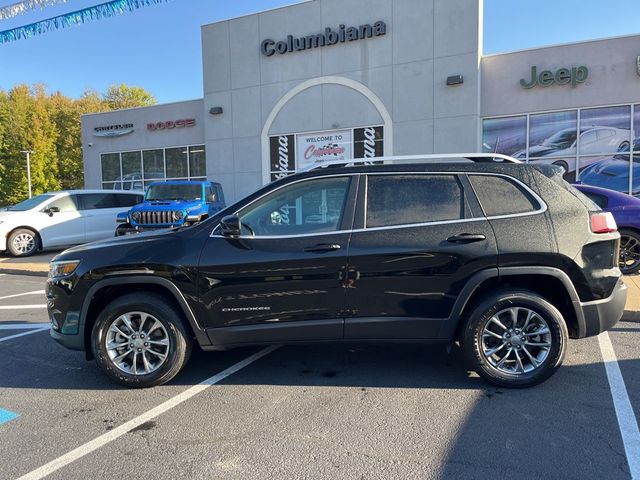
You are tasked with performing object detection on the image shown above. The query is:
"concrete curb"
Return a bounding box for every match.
[622,310,640,323]
[0,268,48,278]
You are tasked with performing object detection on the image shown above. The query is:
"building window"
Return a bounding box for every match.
[101,145,206,190]
[483,104,636,195]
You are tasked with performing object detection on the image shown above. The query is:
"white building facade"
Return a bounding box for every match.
[82,0,640,200]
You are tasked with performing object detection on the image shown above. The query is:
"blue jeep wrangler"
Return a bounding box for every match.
[115,180,225,236]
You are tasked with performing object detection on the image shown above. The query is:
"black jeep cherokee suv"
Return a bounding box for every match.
[48,158,627,388]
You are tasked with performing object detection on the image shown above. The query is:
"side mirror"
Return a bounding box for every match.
[44,206,60,216]
[220,215,241,237]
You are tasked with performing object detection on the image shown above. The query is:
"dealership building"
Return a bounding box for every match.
[82,0,640,201]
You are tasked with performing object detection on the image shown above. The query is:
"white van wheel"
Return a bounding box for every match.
[7,228,40,257]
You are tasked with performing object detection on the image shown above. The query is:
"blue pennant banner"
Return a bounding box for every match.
[0,0,71,21]
[0,0,170,43]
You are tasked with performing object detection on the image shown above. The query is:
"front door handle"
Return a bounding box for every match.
[304,243,342,253]
[446,233,486,244]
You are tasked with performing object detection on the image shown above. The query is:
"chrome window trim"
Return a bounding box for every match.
[210,171,547,239]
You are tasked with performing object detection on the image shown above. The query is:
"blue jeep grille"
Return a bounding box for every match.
[138,211,179,225]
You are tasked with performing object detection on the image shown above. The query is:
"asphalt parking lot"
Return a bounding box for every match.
[1,273,639,479]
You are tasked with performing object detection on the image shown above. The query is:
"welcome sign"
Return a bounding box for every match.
[269,126,384,181]
[296,129,353,170]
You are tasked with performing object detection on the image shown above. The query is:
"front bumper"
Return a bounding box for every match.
[47,276,85,351]
[578,277,627,338]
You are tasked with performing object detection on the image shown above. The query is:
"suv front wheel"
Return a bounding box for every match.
[461,289,568,388]
[91,293,192,388]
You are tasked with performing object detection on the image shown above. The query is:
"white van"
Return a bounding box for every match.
[0,190,143,257]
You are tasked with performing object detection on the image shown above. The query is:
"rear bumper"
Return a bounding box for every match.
[577,277,627,338]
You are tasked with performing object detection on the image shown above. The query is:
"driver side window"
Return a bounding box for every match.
[239,177,351,237]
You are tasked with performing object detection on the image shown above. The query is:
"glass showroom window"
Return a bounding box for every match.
[483,104,638,194]
[482,116,527,158]
[189,146,206,180]
[578,105,632,193]
[100,153,122,190]
[101,145,207,190]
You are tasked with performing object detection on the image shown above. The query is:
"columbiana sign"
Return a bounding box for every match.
[261,21,387,57]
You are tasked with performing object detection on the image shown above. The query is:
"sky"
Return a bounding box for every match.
[1,0,640,103]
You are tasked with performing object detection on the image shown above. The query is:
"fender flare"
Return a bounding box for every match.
[442,266,585,339]
[81,275,210,349]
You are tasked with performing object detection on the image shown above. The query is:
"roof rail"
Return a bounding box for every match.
[303,153,521,172]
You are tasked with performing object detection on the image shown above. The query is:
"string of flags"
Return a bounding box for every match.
[0,0,169,43]
[0,0,70,20]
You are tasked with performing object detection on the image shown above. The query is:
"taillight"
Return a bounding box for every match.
[590,212,617,233]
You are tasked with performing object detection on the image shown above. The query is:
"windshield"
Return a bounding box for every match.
[7,194,54,211]
[145,184,202,201]
[541,129,577,148]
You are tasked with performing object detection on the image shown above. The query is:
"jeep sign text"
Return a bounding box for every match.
[520,65,589,89]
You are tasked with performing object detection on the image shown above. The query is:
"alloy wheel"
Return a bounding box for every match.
[105,312,170,376]
[480,307,552,375]
[619,234,640,274]
[11,232,36,255]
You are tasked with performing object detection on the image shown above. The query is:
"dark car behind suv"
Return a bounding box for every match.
[47,156,627,388]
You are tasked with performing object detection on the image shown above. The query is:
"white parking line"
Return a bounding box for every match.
[599,332,640,479]
[0,290,45,301]
[0,323,50,330]
[17,345,280,480]
[0,305,47,310]
[0,328,48,343]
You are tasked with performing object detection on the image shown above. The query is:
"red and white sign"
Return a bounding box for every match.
[147,118,196,131]
[296,129,352,170]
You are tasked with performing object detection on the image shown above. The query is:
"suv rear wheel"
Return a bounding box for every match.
[461,289,568,388]
[91,293,192,388]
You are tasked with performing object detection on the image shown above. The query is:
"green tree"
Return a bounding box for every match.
[0,83,156,206]
[103,83,156,110]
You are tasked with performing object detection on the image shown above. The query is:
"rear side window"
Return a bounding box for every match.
[366,175,467,228]
[80,193,140,210]
[115,194,144,207]
[469,175,539,217]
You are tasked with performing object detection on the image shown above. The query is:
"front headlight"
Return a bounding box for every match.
[131,211,141,222]
[49,260,80,278]
[173,210,184,222]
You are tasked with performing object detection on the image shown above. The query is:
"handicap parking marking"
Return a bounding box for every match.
[0,408,19,425]
[0,323,50,330]
[0,328,49,343]
[0,305,47,310]
[599,332,640,479]
[0,290,45,301]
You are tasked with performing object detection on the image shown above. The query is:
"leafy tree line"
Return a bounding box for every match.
[0,84,155,206]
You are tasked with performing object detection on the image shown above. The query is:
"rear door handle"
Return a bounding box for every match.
[304,243,342,253]
[446,233,486,244]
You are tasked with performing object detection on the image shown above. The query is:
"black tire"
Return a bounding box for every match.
[552,160,569,173]
[91,293,192,388]
[461,289,568,388]
[115,224,132,237]
[7,228,40,257]
[619,228,640,275]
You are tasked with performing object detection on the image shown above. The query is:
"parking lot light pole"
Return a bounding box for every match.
[20,150,33,198]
